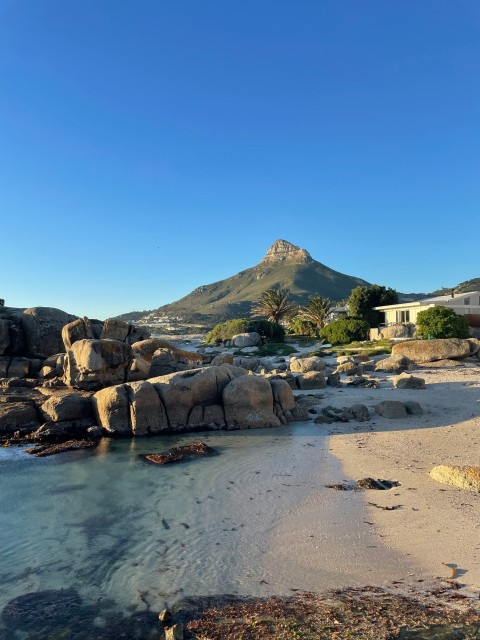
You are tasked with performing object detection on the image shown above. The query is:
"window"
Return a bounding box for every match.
[464,298,470,305]
[396,310,410,323]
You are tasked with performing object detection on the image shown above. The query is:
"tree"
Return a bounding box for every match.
[0,299,4,307]
[348,285,398,327]
[416,306,470,339]
[320,316,369,345]
[298,296,334,335]
[251,288,296,324]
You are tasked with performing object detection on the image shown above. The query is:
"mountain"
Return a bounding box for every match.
[125,239,371,326]
[431,278,480,296]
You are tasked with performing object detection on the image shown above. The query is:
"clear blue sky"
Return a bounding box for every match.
[1,1,479,319]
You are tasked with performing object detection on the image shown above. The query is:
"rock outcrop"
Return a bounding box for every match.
[391,339,475,364]
[430,465,480,492]
[64,339,133,390]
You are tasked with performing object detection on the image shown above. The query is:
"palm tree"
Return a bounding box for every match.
[252,288,296,324]
[299,296,334,333]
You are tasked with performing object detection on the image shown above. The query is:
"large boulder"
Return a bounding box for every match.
[151,365,246,429]
[231,332,262,348]
[289,356,326,373]
[131,338,176,363]
[430,465,480,492]
[125,381,169,435]
[379,323,415,340]
[101,319,150,345]
[391,339,473,364]
[375,355,413,373]
[297,371,327,390]
[0,308,26,355]
[0,319,10,355]
[149,348,202,377]
[92,384,130,435]
[375,400,408,419]
[223,375,280,429]
[270,379,296,424]
[0,401,39,434]
[21,307,77,358]
[62,318,102,350]
[40,393,93,423]
[64,339,133,390]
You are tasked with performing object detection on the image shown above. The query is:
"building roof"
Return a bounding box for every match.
[373,291,479,311]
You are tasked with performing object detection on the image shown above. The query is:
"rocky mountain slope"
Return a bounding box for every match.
[123,240,371,325]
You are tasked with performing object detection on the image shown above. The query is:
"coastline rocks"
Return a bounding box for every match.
[393,373,425,389]
[144,442,216,465]
[290,356,326,373]
[375,400,408,419]
[40,392,93,423]
[21,307,77,358]
[149,348,202,377]
[0,401,39,434]
[0,318,10,355]
[210,353,234,366]
[391,338,474,364]
[126,381,168,435]
[64,339,133,390]
[62,317,102,350]
[430,465,480,492]
[297,371,327,390]
[223,375,280,429]
[93,384,131,434]
[335,362,364,375]
[270,378,296,424]
[233,356,260,371]
[375,355,413,373]
[131,338,173,362]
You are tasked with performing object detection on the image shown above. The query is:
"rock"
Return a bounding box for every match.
[429,465,480,492]
[128,353,151,382]
[374,400,408,419]
[223,375,280,429]
[270,379,296,424]
[125,381,169,435]
[379,323,415,339]
[357,478,400,490]
[393,373,425,389]
[297,371,327,390]
[92,384,130,435]
[240,346,259,353]
[131,338,175,362]
[0,318,10,355]
[87,425,104,439]
[336,355,356,365]
[165,623,184,640]
[39,353,65,379]
[327,372,341,387]
[101,319,150,345]
[391,338,473,364]
[7,357,31,378]
[25,439,97,457]
[151,365,246,429]
[0,401,39,433]
[350,403,370,421]
[375,355,413,373]
[21,307,77,357]
[211,353,234,366]
[289,356,326,373]
[233,356,260,371]
[144,442,217,464]
[231,332,262,348]
[64,339,133,390]
[149,348,202,377]
[62,317,102,350]
[158,609,172,625]
[335,362,364,375]
[40,392,93,423]
[404,400,424,415]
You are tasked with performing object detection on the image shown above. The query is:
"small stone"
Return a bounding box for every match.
[374,400,408,419]
[165,622,184,640]
[404,401,423,416]
[159,608,172,625]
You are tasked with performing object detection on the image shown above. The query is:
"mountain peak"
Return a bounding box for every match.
[261,239,312,264]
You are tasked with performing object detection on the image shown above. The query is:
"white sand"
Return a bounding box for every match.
[265,360,480,596]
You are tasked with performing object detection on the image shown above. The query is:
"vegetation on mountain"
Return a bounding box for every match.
[416,307,470,339]
[251,288,296,324]
[431,277,480,296]
[348,285,398,327]
[320,316,369,345]
[204,318,285,345]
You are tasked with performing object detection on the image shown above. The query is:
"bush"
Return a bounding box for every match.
[287,316,318,337]
[320,317,369,345]
[204,318,285,345]
[347,285,398,327]
[416,306,470,339]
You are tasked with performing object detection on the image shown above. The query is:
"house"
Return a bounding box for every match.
[373,291,480,328]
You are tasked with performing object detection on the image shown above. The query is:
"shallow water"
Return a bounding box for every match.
[0,423,345,619]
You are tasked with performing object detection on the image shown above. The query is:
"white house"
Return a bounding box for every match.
[374,291,480,328]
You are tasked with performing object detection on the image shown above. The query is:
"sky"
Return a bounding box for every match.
[1,1,479,319]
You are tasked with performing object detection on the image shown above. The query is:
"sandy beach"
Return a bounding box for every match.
[266,359,480,598]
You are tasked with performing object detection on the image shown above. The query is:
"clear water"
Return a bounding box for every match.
[0,424,340,616]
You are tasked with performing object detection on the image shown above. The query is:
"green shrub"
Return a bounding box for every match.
[204,318,285,345]
[287,316,318,337]
[320,317,369,345]
[416,306,470,339]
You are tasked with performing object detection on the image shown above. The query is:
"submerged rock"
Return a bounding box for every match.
[144,442,217,465]
[24,439,98,457]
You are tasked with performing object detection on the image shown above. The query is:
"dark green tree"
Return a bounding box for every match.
[251,288,296,324]
[348,285,398,327]
[0,299,4,307]
[416,306,470,339]
[320,316,369,345]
